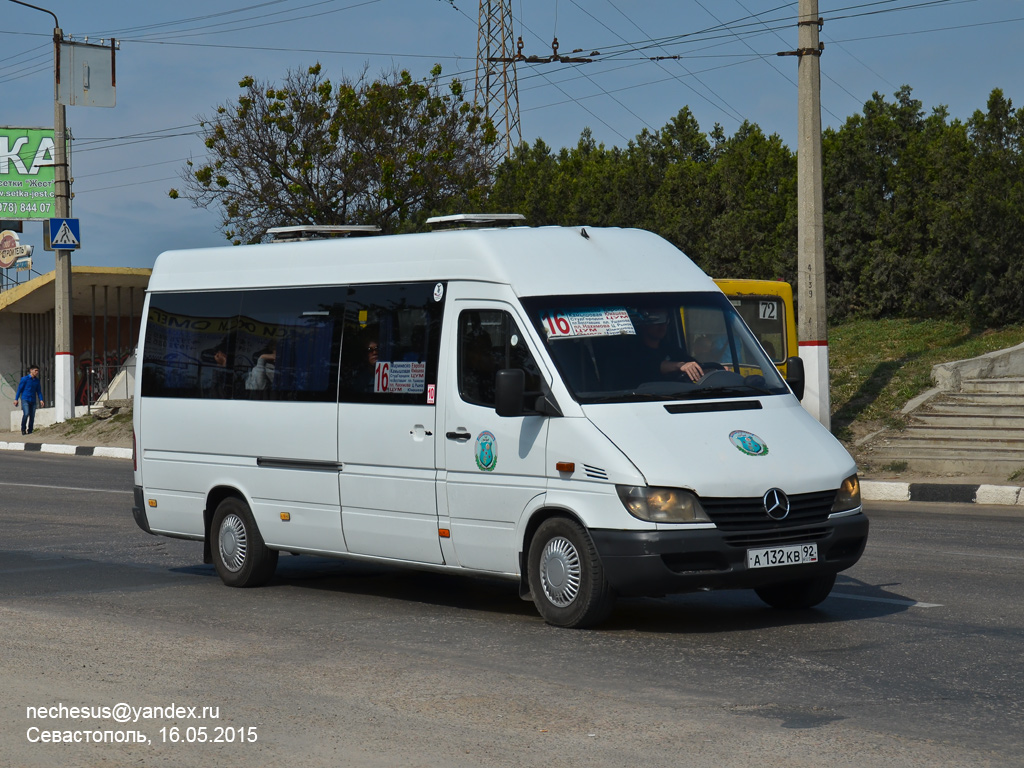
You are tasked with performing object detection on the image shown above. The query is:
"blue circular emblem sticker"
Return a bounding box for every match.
[730,430,769,457]
[475,430,498,472]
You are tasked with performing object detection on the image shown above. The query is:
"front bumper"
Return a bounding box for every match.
[590,512,869,597]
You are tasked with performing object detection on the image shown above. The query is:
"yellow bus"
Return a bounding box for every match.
[714,279,797,379]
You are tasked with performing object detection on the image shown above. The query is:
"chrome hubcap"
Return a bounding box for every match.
[218,513,248,572]
[540,536,581,608]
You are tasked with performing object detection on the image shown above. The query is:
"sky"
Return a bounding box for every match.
[2,0,1022,273]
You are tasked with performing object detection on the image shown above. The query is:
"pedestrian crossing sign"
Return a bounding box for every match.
[44,218,81,251]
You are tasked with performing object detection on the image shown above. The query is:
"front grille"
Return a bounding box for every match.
[723,527,830,548]
[701,489,836,532]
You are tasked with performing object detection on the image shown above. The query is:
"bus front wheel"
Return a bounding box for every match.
[528,517,615,628]
[211,497,278,587]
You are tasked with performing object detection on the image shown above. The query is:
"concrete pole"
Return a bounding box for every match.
[796,0,830,428]
[53,26,74,421]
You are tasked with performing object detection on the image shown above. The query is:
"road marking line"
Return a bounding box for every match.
[830,592,942,608]
[0,481,131,495]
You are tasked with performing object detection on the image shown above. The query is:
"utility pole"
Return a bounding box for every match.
[475,0,521,160]
[53,25,74,422]
[783,0,830,428]
[9,0,74,421]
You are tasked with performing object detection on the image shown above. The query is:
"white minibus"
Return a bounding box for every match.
[132,222,867,628]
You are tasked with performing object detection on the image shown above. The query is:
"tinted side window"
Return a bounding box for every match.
[141,292,243,399]
[458,310,542,410]
[235,287,345,402]
[338,282,444,405]
[142,288,345,402]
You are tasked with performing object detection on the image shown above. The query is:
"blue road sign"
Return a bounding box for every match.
[48,218,81,250]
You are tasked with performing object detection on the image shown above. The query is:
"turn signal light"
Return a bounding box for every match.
[555,462,575,473]
[280,512,291,522]
[147,499,157,508]
[438,528,451,539]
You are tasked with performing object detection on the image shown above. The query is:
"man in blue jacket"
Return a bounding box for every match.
[14,364,45,435]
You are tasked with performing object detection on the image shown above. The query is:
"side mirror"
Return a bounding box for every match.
[785,356,805,401]
[495,368,525,417]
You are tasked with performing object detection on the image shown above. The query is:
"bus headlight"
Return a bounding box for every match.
[616,486,711,523]
[831,474,861,513]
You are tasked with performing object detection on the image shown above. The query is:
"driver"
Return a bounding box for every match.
[635,309,704,382]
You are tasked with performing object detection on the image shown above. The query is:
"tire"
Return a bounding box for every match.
[528,517,615,628]
[755,573,836,609]
[210,497,278,588]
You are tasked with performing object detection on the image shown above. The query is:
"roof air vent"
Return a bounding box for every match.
[266,225,382,242]
[425,213,526,230]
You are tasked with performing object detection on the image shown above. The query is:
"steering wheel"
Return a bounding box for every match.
[694,368,746,388]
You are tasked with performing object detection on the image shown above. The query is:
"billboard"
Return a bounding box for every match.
[0,127,56,220]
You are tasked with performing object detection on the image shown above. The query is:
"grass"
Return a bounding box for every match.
[829,318,1024,440]
[39,407,133,438]
[55,414,96,436]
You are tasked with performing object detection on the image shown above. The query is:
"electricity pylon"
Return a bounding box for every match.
[475,0,521,161]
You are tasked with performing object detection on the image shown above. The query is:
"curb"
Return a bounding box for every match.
[862,479,1024,506]
[0,441,132,460]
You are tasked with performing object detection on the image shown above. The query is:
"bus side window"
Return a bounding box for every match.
[338,282,444,404]
[140,291,243,400]
[458,310,541,411]
[235,287,345,402]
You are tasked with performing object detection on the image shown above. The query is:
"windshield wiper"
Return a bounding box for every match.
[583,391,682,404]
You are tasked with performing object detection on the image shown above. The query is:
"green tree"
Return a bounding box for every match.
[698,121,796,281]
[965,89,1024,325]
[171,64,494,243]
[823,86,935,319]
[647,109,715,256]
[486,138,561,223]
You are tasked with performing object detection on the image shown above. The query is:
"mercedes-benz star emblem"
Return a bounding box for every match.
[763,488,790,520]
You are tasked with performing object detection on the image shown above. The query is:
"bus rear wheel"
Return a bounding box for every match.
[528,517,615,628]
[211,497,278,587]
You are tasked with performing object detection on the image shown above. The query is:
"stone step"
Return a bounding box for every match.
[865,455,1024,475]
[926,399,1024,415]
[870,438,1024,458]
[889,428,1024,448]
[912,412,1024,428]
[961,377,1024,395]
[942,392,1024,406]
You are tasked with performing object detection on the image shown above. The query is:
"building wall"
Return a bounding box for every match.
[2,311,140,408]
[0,312,21,401]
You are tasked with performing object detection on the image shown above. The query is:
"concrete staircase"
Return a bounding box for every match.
[865,377,1024,477]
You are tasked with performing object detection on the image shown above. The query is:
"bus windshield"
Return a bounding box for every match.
[521,292,790,404]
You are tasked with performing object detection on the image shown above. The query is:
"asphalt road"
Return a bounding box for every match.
[1,453,1021,767]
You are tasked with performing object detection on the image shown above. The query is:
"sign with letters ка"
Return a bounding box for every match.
[0,128,55,220]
